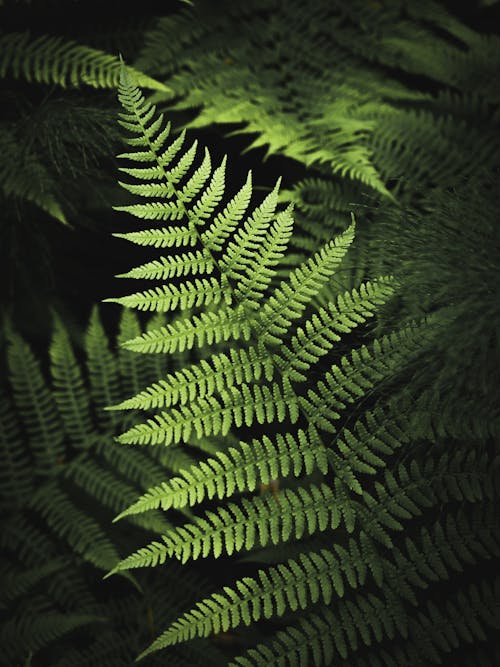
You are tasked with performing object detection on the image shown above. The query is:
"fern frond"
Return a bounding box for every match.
[112,342,274,411]
[116,379,300,447]
[7,327,64,473]
[1,559,67,604]
[120,305,252,354]
[114,403,411,523]
[64,455,172,534]
[135,546,361,656]
[106,275,231,312]
[85,308,121,425]
[228,204,294,307]
[116,310,153,398]
[121,451,451,566]
[113,224,198,248]
[32,480,122,572]
[118,261,392,421]
[111,482,359,572]
[108,70,497,666]
[50,318,93,447]
[114,426,328,520]
[0,31,168,90]
[256,221,356,344]
[0,391,32,508]
[0,608,104,660]
[276,278,395,381]
[300,323,433,433]
[201,170,253,252]
[229,594,406,666]
[117,248,214,281]
[230,575,499,667]
[0,126,68,223]
[137,504,498,659]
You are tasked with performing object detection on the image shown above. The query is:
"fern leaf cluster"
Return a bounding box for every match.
[134,0,500,201]
[0,311,224,666]
[0,31,168,91]
[105,72,499,664]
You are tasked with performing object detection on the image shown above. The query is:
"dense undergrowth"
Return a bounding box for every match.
[0,1,499,665]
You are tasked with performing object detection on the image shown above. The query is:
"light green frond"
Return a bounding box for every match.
[0,31,168,90]
[178,146,212,202]
[189,156,227,224]
[114,426,328,520]
[123,483,357,567]
[114,199,185,221]
[135,544,370,658]
[117,380,300,447]
[233,206,294,306]
[257,221,356,344]
[120,305,252,355]
[220,179,281,277]
[201,171,253,252]
[113,225,198,248]
[117,248,214,281]
[106,67,498,667]
[113,341,273,412]
[117,122,185,167]
[276,278,395,382]
[106,276,231,313]
[116,120,174,162]
[138,504,498,659]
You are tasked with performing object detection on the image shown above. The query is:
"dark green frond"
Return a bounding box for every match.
[7,327,64,473]
[0,31,168,90]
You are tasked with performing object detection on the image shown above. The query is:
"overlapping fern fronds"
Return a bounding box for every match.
[0,26,167,222]
[0,31,168,91]
[0,1,171,332]
[134,0,500,202]
[105,70,499,664]
[0,311,224,666]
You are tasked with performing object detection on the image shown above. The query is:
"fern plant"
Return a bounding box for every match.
[105,70,499,664]
[0,311,227,666]
[134,0,500,202]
